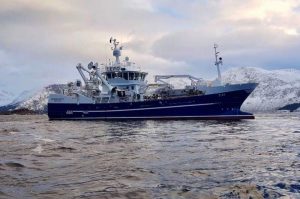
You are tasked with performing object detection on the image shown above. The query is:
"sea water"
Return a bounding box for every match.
[0,113,299,198]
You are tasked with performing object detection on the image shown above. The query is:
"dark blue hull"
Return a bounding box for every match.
[48,86,256,120]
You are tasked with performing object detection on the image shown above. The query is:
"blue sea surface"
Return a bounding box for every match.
[0,113,299,198]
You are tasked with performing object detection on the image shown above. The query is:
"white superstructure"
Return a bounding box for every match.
[50,38,149,104]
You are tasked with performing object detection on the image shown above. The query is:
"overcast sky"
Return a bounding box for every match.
[1,0,300,94]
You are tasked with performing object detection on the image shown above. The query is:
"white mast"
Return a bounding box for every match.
[214,44,223,84]
[110,37,123,64]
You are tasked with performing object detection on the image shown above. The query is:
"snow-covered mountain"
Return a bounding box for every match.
[17,84,64,112]
[0,67,299,113]
[223,67,300,112]
[0,84,64,113]
[0,90,15,106]
[10,89,39,105]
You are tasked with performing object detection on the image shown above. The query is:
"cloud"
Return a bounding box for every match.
[0,0,299,94]
[152,0,300,71]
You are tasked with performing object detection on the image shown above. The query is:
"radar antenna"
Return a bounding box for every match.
[214,44,223,84]
[109,37,123,64]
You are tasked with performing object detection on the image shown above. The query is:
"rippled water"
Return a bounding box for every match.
[0,114,300,199]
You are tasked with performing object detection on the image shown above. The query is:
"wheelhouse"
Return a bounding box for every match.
[103,71,147,81]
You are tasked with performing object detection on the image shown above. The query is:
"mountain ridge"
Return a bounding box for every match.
[0,90,15,106]
[222,67,300,112]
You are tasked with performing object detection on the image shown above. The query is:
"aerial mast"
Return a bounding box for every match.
[110,37,123,64]
[214,44,223,84]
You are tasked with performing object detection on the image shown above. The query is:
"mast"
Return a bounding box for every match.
[214,44,223,84]
[110,37,123,64]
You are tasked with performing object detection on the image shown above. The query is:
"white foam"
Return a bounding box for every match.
[32,144,43,154]
[40,138,55,143]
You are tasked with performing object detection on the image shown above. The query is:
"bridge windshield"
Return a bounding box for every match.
[105,72,146,81]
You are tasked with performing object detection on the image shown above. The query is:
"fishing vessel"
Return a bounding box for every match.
[48,38,257,120]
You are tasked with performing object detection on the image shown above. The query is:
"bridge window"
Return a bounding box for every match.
[134,72,139,80]
[116,72,121,78]
[129,72,134,80]
[107,73,112,79]
[123,72,129,80]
